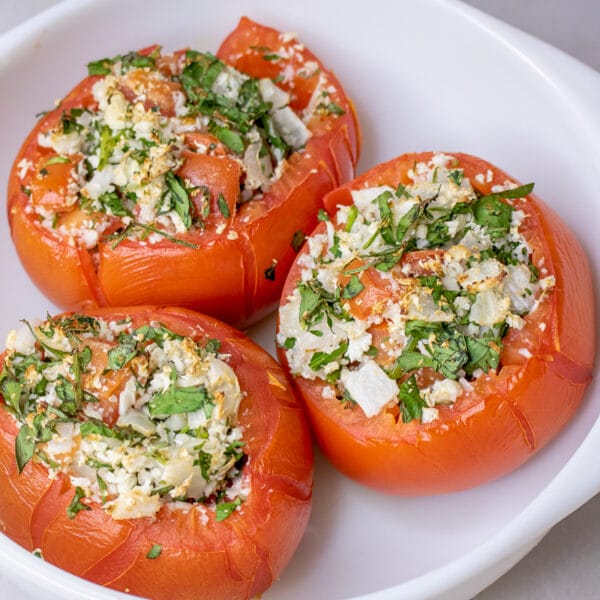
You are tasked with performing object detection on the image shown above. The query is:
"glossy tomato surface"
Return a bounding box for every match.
[0,306,313,600]
[277,152,595,495]
[7,17,360,327]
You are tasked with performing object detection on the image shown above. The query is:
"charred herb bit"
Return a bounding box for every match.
[264,263,276,281]
[146,544,163,559]
[66,487,91,519]
[291,230,306,252]
[398,375,426,423]
[215,497,242,521]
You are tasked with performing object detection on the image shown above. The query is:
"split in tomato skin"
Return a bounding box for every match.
[7,17,360,327]
[277,152,595,495]
[0,306,313,600]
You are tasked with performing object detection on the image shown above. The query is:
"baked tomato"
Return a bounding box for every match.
[7,17,360,327]
[0,306,312,599]
[277,152,594,495]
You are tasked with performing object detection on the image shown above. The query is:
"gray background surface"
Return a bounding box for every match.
[1,1,599,598]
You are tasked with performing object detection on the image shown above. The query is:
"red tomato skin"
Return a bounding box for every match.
[277,152,595,495]
[7,18,360,328]
[0,306,313,600]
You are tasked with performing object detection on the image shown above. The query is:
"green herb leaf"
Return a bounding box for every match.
[341,275,364,300]
[345,205,359,232]
[149,385,212,417]
[80,419,119,439]
[429,335,469,380]
[2,380,23,415]
[448,169,464,186]
[309,341,348,371]
[146,544,163,559]
[482,183,534,201]
[97,125,119,171]
[283,337,296,349]
[87,58,113,76]
[209,123,245,154]
[217,193,231,218]
[395,183,412,199]
[204,338,221,355]
[465,332,502,374]
[472,194,514,241]
[398,375,425,423]
[99,192,131,217]
[388,351,433,379]
[106,343,138,370]
[46,155,71,166]
[196,450,212,481]
[66,487,91,519]
[15,424,36,473]
[164,171,193,229]
[215,497,242,521]
[322,102,345,116]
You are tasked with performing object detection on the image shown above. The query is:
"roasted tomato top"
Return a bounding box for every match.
[0,306,313,600]
[277,152,594,494]
[8,17,359,326]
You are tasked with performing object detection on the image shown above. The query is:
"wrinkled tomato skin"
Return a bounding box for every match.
[0,306,313,600]
[278,152,595,495]
[7,18,360,328]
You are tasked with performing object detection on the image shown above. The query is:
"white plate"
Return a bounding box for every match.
[0,1,599,599]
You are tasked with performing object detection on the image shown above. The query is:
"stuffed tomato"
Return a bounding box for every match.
[0,306,313,599]
[7,17,359,327]
[277,152,594,495]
